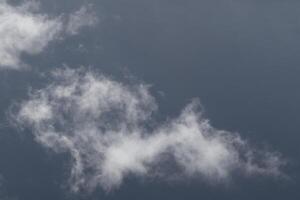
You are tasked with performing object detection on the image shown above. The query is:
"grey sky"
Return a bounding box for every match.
[0,0,299,200]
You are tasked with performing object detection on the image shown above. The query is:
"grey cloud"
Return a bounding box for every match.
[14,67,285,192]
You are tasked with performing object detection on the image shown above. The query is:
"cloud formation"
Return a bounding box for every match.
[0,1,98,69]
[0,0,62,69]
[14,67,284,192]
[65,4,98,35]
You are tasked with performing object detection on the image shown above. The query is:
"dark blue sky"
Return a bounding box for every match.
[0,0,299,199]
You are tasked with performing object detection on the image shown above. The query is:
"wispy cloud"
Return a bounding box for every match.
[0,0,62,69]
[65,4,98,35]
[13,67,285,192]
[0,1,98,70]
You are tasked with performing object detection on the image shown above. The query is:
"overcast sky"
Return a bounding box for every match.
[0,0,299,200]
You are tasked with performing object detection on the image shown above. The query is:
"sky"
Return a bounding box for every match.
[0,0,300,199]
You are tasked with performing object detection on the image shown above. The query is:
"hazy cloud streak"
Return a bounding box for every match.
[65,4,98,35]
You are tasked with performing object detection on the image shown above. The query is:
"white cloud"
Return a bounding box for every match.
[0,1,98,70]
[65,4,98,35]
[0,0,62,69]
[14,67,285,192]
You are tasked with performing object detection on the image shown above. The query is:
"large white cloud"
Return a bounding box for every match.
[14,67,285,192]
[0,1,98,69]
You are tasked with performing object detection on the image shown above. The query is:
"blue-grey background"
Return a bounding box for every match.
[0,0,299,199]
